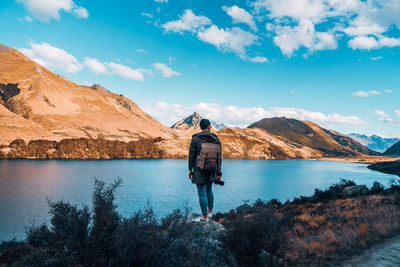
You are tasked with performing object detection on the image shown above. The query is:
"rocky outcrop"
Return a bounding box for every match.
[343,185,368,197]
[166,214,237,266]
[0,83,20,102]
[368,160,400,176]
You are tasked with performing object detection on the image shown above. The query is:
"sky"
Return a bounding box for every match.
[0,0,400,137]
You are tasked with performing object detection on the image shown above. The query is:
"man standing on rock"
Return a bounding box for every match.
[188,119,222,222]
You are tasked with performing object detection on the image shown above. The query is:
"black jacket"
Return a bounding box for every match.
[188,131,222,185]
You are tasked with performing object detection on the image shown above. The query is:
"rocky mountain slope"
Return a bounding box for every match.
[171,112,226,136]
[383,141,400,156]
[347,133,399,153]
[248,117,379,156]
[0,44,176,146]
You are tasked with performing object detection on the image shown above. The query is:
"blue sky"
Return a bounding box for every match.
[1,0,400,137]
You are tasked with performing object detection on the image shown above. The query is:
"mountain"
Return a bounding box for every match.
[0,44,176,146]
[248,117,378,156]
[383,141,400,156]
[158,127,323,159]
[171,112,227,135]
[347,133,399,153]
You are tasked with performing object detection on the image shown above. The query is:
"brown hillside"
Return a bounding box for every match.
[248,117,378,156]
[157,127,323,159]
[0,44,176,145]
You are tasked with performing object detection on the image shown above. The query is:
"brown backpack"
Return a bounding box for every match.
[196,142,221,173]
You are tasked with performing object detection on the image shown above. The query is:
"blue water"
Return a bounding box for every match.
[0,159,397,241]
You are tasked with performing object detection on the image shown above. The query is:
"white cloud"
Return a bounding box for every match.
[159,1,400,58]
[253,0,329,23]
[374,109,400,124]
[223,5,257,31]
[153,62,181,78]
[20,41,83,73]
[246,56,269,63]
[73,6,88,19]
[162,10,260,60]
[348,36,400,50]
[162,9,212,33]
[16,0,88,22]
[197,25,259,56]
[352,90,381,97]
[136,49,148,54]
[384,90,395,93]
[374,109,395,123]
[141,13,154,18]
[252,0,400,56]
[370,56,383,61]
[395,110,400,119]
[348,36,379,50]
[272,19,338,56]
[24,15,33,22]
[154,0,168,2]
[84,57,108,74]
[146,101,366,128]
[107,62,145,81]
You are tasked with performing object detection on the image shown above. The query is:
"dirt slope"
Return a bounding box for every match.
[0,44,176,145]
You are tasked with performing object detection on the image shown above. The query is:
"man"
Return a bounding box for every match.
[188,119,222,222]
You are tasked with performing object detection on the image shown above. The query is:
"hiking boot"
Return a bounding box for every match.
[192,216,209,223]
[208,212,213,219]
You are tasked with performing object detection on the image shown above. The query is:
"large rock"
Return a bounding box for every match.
[163,214,237,267]
[343,185,368,197]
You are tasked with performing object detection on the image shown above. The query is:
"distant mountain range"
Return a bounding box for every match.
[347,134,399,153]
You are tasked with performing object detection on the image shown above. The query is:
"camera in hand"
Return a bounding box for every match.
[213,180,224,186]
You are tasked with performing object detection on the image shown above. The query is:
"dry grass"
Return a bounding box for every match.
[215,180,400,266]
[279,194,400,265]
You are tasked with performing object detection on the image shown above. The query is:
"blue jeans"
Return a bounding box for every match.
[196,181,214,216]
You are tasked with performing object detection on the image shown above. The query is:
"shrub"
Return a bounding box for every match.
[222,203,285,265]
[26,224,52,248]
[24,200,91,265]
[369,181,384,195]
[113,207,162,266]
[87,178,122,266]
[0,239,25,254]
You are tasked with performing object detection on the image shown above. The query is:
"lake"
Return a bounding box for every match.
[0,159,397,241]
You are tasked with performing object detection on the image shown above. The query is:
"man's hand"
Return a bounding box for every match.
[188,170,193,181]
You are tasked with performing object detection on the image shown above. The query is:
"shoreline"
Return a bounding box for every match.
[316,156,400,164]
[1,155,400,163]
